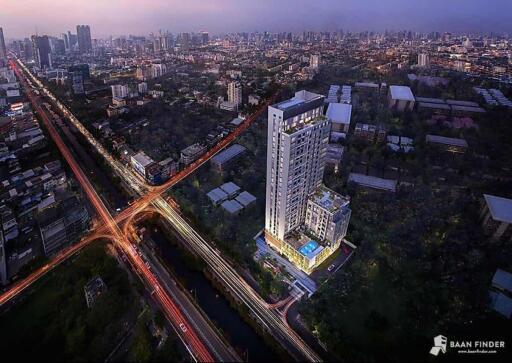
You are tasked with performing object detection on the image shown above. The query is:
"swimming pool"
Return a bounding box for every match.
[299,240,319,257]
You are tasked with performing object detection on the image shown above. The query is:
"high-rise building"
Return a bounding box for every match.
[67,31,77,49]
[264,90,351,274]
[76,25,92,54]
[200,31,209,45]
[0,27,7,59]
[227,81,242,107]
[32,35,52,69]
[61,33,69,51]
[265,90,327,243]
[310,54,320,69]
[418,53,430,67]
[111,84,129,99]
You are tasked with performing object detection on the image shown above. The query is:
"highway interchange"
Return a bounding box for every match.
[1,57,322,362]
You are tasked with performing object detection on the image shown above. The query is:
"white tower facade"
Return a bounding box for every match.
[264,90,329,246]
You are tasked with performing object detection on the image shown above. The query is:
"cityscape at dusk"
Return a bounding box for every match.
[0,1,511,362]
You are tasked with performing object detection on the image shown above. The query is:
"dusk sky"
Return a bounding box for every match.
[1,0,511,39]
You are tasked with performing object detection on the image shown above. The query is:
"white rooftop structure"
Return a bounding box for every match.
[326,103,352,126]
[389,85,415,101]
[484,194,512,224]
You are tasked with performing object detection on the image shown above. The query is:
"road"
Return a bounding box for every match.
[9,59,215,363]
[6,57,322,362]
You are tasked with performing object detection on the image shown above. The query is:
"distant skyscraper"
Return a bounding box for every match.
[32,35,52,69]
[200,31,209,45]
[76,25,92,54]
[418,53,430,67]
[0,27,7,59]
[61,33,69,51]
[227,81,242,107]
[67,31,77,49]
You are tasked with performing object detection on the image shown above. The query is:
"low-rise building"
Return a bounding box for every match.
[426,134,468,153]
[84,276,107,308]
[131,151,155,178]
[305,186,351,245]
[210,144,246,172]
[221,199,244,214]
[354,123,387,143]
[326,103,352,133]
[180,143,206,165]
[348,173,398,192]
[37,195,90,256]
[481,194,512,240]
[207,187,229,206]
[489,269,512,319]
[235,191,257,207]
[388,85,415,112]
[219,182,240,198]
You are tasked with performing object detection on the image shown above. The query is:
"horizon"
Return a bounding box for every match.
[1,0,512,39]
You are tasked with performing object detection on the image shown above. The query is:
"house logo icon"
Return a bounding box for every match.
[430,335,448,356]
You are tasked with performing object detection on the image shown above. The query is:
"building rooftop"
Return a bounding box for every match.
[492,268,512,292]
[309,185,349,213]
[219,181,241,196]
[235,191,257,207]
[348,173,397,192]
[484,194,512,224]
[415,97,446,104]
[326,103,352,125]
[446,99,480,107]
[418,102,451,110]
[272,90,324,120]
[230,117,244,126]
[355,82,379,88]
[489,291,512,318]
[221,199,244,214]
[211,144,246,165]
[389,85,415,102]
[206,187,228,204]
[131,151,154,167]
[426,135,468,148]
[450,105,486,113]
[181,143,205,156]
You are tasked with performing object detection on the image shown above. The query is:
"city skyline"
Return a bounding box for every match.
[1,0,512,39]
